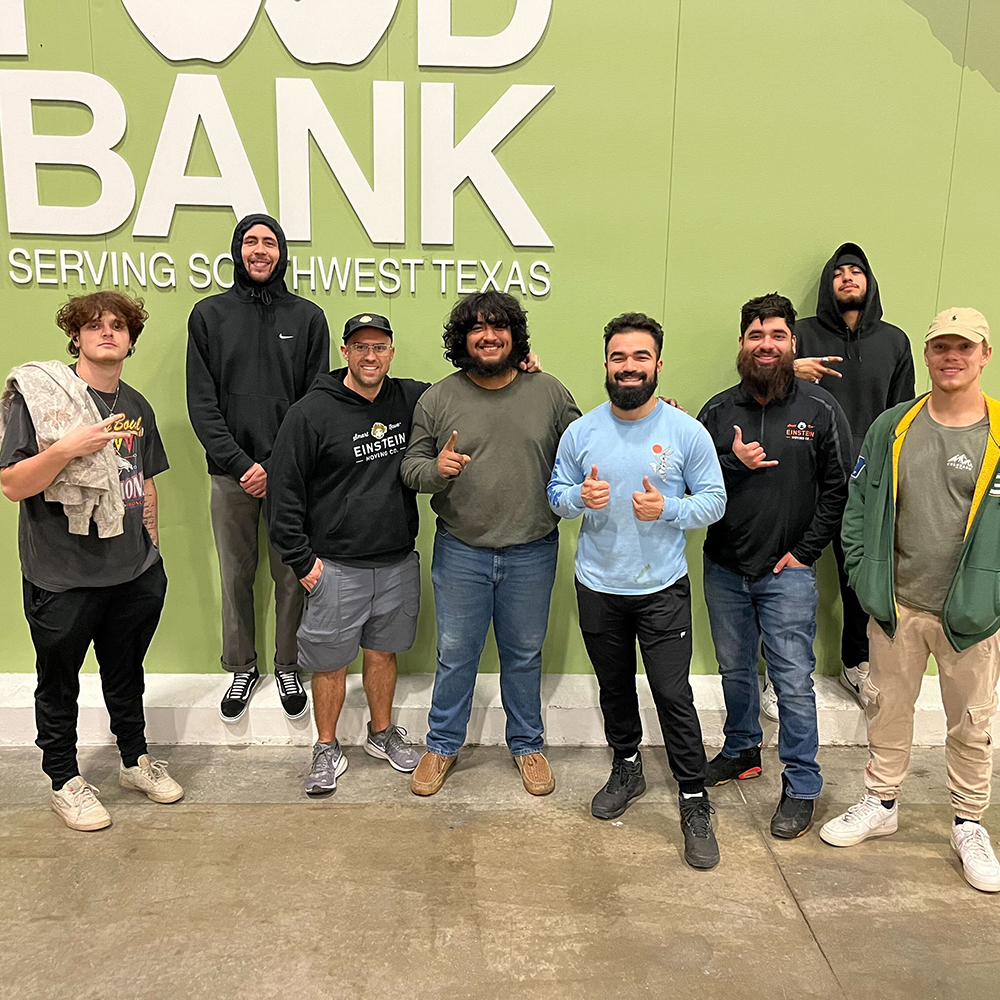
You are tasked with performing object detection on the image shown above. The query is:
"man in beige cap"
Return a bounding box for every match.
[821,308,1000,893]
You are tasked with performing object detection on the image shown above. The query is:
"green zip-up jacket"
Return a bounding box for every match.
[842,392,1000,652]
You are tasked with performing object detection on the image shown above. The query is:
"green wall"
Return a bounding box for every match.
[1,0,999,676]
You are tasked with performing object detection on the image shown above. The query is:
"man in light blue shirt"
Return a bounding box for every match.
[548,312,726,869]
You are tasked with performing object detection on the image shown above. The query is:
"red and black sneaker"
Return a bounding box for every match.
[706,746,762,786]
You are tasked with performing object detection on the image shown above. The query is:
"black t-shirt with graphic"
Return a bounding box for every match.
[0,375,169,592]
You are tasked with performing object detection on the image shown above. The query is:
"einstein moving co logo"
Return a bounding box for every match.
[0,0,555,255]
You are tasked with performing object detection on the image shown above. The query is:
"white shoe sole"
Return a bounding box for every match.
[820,813,897,847]
[838,671,868,709]
[51,802,111,831]
[364,740,420,773]
[119,774,184,804]
[305,753,349,796]
[951,836,1000,892]
[280,702,310,721]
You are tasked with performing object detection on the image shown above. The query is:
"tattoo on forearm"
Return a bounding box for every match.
[143,492,158,546]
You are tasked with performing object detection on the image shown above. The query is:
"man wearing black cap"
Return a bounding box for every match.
[787,243,914,714]
[187,214,330,723]
[267,314,427,793]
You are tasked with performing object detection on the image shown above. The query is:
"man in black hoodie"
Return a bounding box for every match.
[267,314,427,794]
[792,243,914,710]
[187,214,330,724]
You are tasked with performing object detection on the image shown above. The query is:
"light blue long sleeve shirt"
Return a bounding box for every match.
[547,400,726,595]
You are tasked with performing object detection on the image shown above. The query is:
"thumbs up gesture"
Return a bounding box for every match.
[732,424,779,470]
[581,464,610,510]
[438,430,471,479]
[632,475,664,521]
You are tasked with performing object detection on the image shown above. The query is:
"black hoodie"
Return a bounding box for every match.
[186,214,330,479]
[794,242,914,460]
[266,369,431,579]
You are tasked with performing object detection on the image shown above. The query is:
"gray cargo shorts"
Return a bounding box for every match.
[297,551,420,672]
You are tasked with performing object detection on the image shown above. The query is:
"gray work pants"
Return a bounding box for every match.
[210,474,304,673]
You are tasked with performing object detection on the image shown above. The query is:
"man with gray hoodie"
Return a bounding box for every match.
[791,243,914,710]
[187,215,330,723]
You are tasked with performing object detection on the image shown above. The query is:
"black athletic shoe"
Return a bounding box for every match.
[219,666,261,723]
[705,746,762,786]
[275,669,309,720]
[770,773,815,839]
[591,753,647,820]
[678,791,720,870]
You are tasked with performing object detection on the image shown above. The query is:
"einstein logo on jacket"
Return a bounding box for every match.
[786,421,815,441]
[649,443,673,482]
[372,422,387,439]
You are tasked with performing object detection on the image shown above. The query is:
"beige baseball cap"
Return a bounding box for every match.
[924,307,990,345]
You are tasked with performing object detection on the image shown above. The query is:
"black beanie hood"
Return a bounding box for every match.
[231,213,289,302]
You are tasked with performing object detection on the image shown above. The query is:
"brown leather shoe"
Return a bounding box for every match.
[410,751,457,796]
[514,752,555,795]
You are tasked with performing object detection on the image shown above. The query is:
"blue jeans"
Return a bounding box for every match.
[703,555,822,799]
[427,526,559,757]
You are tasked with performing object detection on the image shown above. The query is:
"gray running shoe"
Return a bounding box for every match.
[364,723,421,773]
[304,740,348,796]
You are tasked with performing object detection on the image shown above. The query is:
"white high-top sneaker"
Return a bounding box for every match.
[839,661,870,708]
[51,776,112,831]
[951,821,1000,893]
[760,678,779,723]
[820,793,897,847]
[119,755,184,803]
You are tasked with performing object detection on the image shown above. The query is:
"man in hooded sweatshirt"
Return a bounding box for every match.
[785,243,915,712]
[267,314,427,794]
[187,214,330,723]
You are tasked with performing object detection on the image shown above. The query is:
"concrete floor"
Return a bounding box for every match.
[1,746,997,1000]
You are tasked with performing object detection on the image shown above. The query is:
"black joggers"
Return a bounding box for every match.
[832,533,869,671]
[575,575,707,793]
[23,560,167,789]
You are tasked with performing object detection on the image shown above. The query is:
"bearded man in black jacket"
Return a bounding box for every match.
[186,214,330,724]
[791,243,914,711]
[698,293,852,840]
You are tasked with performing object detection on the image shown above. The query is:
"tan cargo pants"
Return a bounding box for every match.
[865,605,1000,820]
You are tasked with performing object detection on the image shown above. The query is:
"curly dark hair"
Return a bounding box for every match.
[442,291,530,370]
[740,292,796,336]
[56,291,148,358]
[603,312,664,358]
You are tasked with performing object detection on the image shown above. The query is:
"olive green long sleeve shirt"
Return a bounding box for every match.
[400,370,580,548]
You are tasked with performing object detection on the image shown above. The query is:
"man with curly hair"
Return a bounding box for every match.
[0,292,182,831]
[401,291,580,796]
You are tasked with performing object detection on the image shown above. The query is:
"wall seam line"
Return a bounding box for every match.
[660,0,683,322]
[933,0,973,314]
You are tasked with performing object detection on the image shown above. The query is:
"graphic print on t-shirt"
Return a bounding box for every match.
[946,452,975,472]
[109,414,147,508]
[649,443,674,482]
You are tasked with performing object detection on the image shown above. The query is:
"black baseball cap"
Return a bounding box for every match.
[342,313,393,342]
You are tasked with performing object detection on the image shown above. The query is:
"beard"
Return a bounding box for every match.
[836,292,866,313]
[457,351,516,379]
[605,371,658,410]
[737,348,795,405]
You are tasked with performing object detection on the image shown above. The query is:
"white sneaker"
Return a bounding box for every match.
[951,821,1000,892]
[839,661,870,708]
[820,793,898,847]
[120,754,184,803]
[51,776,111,831]
[760,678,779,723]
